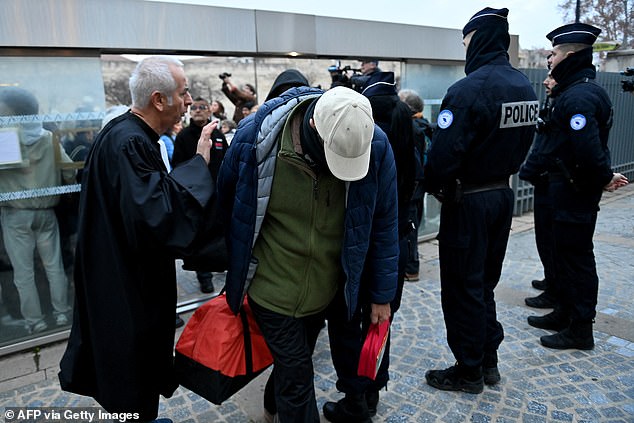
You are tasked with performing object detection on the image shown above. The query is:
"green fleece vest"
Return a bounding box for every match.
[248,104,346,317]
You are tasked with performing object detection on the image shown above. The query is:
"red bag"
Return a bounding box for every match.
[357,320,390,380]
[174,293,273,404]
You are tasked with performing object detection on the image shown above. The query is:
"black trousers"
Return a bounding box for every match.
[249,297,324,423]
[552,215,599,322]
[437,189,511,368]
[549,181,602,323]
[533,183,557,297]
[326,236,407,394]
[405,185,425,275]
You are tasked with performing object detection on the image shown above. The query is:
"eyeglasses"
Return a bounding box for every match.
[190,105,209,111]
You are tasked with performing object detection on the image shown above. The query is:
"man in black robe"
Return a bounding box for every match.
[59,56,218,422]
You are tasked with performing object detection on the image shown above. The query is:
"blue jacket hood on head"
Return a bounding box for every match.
[217,86,400,319]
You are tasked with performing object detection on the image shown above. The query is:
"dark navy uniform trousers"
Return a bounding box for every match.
[550,180,601,323]
[533,182,557,294]
[437,188,512,369]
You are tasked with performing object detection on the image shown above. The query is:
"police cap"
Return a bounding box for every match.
[546,23,601,46]
[462,7,509,37]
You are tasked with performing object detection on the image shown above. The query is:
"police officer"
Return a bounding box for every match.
[521,72,559,311]
[521,23,628,350]
[424,7,538,394]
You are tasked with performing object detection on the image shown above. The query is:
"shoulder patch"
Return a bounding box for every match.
[437,110,453,129]
[499,101,539,128]
[570,114,587,131]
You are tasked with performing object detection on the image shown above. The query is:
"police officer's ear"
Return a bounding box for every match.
[309,117,316,129]
[463,30,476,50]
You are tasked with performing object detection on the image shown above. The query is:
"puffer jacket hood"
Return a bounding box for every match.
[265,69,310,101]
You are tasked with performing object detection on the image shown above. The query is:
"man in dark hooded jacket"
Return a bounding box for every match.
[424,7,538,394]
[323,71,416,422]
[218,86,398,423]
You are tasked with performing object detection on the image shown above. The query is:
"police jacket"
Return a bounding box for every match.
[519,96,554,186]
[425,28,537,195]
[522,48,613,207]
[217,87,399,319]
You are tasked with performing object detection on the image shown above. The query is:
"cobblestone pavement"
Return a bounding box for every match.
[1,185,633,422]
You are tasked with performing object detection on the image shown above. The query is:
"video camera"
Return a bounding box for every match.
[327,61,369,92]
[621,68,634,92]
[218,72,232,80]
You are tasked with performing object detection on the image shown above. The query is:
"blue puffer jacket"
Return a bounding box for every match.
[217,87,399,319]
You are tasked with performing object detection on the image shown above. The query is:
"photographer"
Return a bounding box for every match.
[360,58,381,77]
[219,72,257,124]
[327,62,370,92]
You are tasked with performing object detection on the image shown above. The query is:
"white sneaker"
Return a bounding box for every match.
[1,314,25,326]
[55,313,69,326]
[30,320,48,334]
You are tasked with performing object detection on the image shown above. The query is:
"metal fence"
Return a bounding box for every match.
[513,68,634,215]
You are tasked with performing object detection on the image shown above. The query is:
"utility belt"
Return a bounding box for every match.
[438,179,509,204]
[461,179,509,195]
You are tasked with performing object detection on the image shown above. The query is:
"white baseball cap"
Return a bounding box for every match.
[313,86,374,181]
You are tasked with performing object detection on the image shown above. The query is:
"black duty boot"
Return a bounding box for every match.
[197,271,215,293]
[365,390,379,417]
[425,364,483,394]
[524,291,557,309]
[175,314,185,329]
[323,393,371,423]
[531,278,548,291]
[540,321,594,350]
[527,310,570,331]
[482,351,500,385]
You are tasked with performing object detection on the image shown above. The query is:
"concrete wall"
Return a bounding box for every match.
[603,49,634,72]
[0,0,519,65]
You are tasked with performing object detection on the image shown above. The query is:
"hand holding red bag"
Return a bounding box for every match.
[357,320,390,380]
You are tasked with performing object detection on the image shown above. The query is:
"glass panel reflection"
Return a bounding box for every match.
[0,56,104,349]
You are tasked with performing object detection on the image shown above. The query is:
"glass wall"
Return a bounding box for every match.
[0,52,442,353]
[400,62,465,239]
[0,54,105,350]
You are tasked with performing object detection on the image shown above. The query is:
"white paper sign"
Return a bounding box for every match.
[0,129,22,165]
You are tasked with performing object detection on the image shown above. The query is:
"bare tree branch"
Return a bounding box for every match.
[558,0,633,48]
